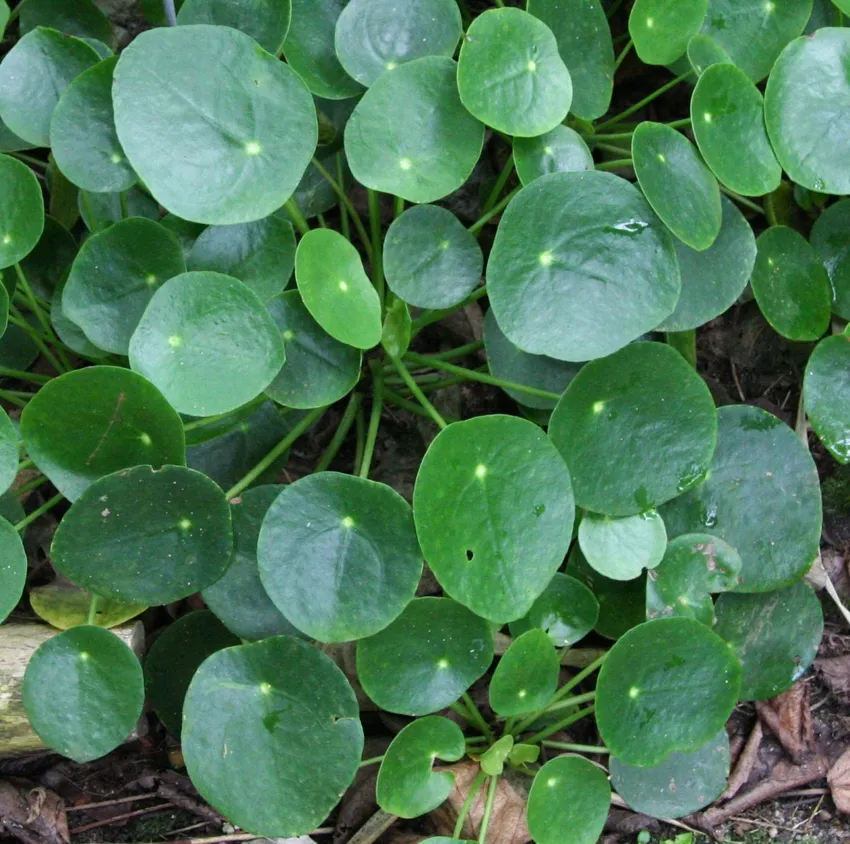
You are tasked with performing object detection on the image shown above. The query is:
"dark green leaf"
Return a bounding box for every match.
[19,0,114,47]
[23,626,144,762]
[0,406,17,495]
[714,583,823,700]
[549,342,717,516]
[177,0,292,55]
[51,464,233,604]
[413,415,574,623]
[596,617,741,766]
[258,472,422,642]
[145,610,240,735]
[810,199,850,320]
[0,517,26,623]
[376,716,465,818]
[129,271,285,417]
[113,25,317,224]
[662,405,822,592]
[804,335,850,463]
[20,215,76,300]
[457,8,572,137]
[0,154,44,270]
[356,597,493,715]
[487,171,680,362]
[78,186,158,232]
[513,126,594,186]
[489,629,559,716]
[183,636,363,836]
[686,33,733,76]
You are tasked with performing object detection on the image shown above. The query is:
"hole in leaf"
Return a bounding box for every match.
[466,549,474,561]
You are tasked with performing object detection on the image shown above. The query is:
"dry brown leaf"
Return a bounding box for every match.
[816,655,850,701]
[0,779,69,844]
[828,747,850,814]
[428,761,529,844]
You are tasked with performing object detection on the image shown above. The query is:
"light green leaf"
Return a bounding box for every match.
[489,629,559,717]
[513,126,594,186]
[579,510,667,581]
[629,0,707,66]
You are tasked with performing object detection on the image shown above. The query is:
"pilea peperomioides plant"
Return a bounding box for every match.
[0,0,845,841]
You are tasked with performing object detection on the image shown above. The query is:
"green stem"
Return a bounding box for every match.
[383,387,459,424]
[596,71,694,132]
[493,0,504,6]
[431,340,484,361]
[668,117,693,130]
[13,268,72,370]
[666,330,697,369]
[353,403,366,474]
[594,142,632,157]
[315,392,363,472]
[453,771,488,839]
[606,0,624,19]
[478,776,499,844]
[182,395,266,432]
[410,287,489,336]
[542,690,597,715]
[17,458,33,473]
[119,191,129,220]
[311,157,373,261]
[719,186,765,216]
[595,158,633,171]
[513,652,607,736]
[541,741,610,754]
[613,39,633,73]
[16,475,48,496]
[15,492,64,532]
[337,155,351,241]
[394,195,405,218]
[468,187,520,235]
[358,368,384,479]
[359,755,385,768]
[224,406,327,499]
[9,152,47,171]
[285,197,311,235]
[86,594,100,626]
[525,705,596,745]
[7,311,68,375]
[0,366,51,385]
[389,355,448,429]
[482,156,515,216]
[403,352,562,402]
[462,692,494,742]
[367,189,385,307]
[316,212,328,228]
[0,393,27,409]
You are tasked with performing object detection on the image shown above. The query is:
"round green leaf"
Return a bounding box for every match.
[811,199,850,319]
[258,472,422,643]
[30,580,145,630]
[64,217,186,355]
[113,25,317,225]
[0,406,17,496]
[51,464,233,604]
[177,0,292,55]
[527,756,611,844]
[568,546,647,640]
[0,154,44,270]
[629,0,707,66]
[691,63,781,197]
[765,27,850,194]
[356,597,493,716]
[483,310,580,411]
[661,405,822,592]
[646,534,741,625]
[22,626,144,763]
[183,636,363,836]
[376,716,465,818]
[701,0,812,82]
[632,122,722,251]
[265,291,362,409]
[0,27,98,147]
[686,33,734,76]
[295,229,381,349]
[19,0,114,46]
[488,171,680,362]
[50,57,136,193]
[550,342,717,517]
[527,0,613,122]
[489,629,559,717]
[129,271,285,416]
[714,583,823,700]
[596,617,742,766]
[655,196,756,332]
[345,56,484,204]
[751,226,832,342]
[187,215,295,302]
[509,572,599,647]
[203,486,303,641]
[513,126,594,186]
[0,517,26,623]
[805,335,850,463]
[145,610,240,736]
[20,215,76,300]
[611,730,730,819]
[579,510,667,581]
[413,415,574,623]
[383,205,483,310]
[283,0,363,99]
[457,8,571,137]
[21,367,186,501]
[0,321,38,370]
[335,0,461,87]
